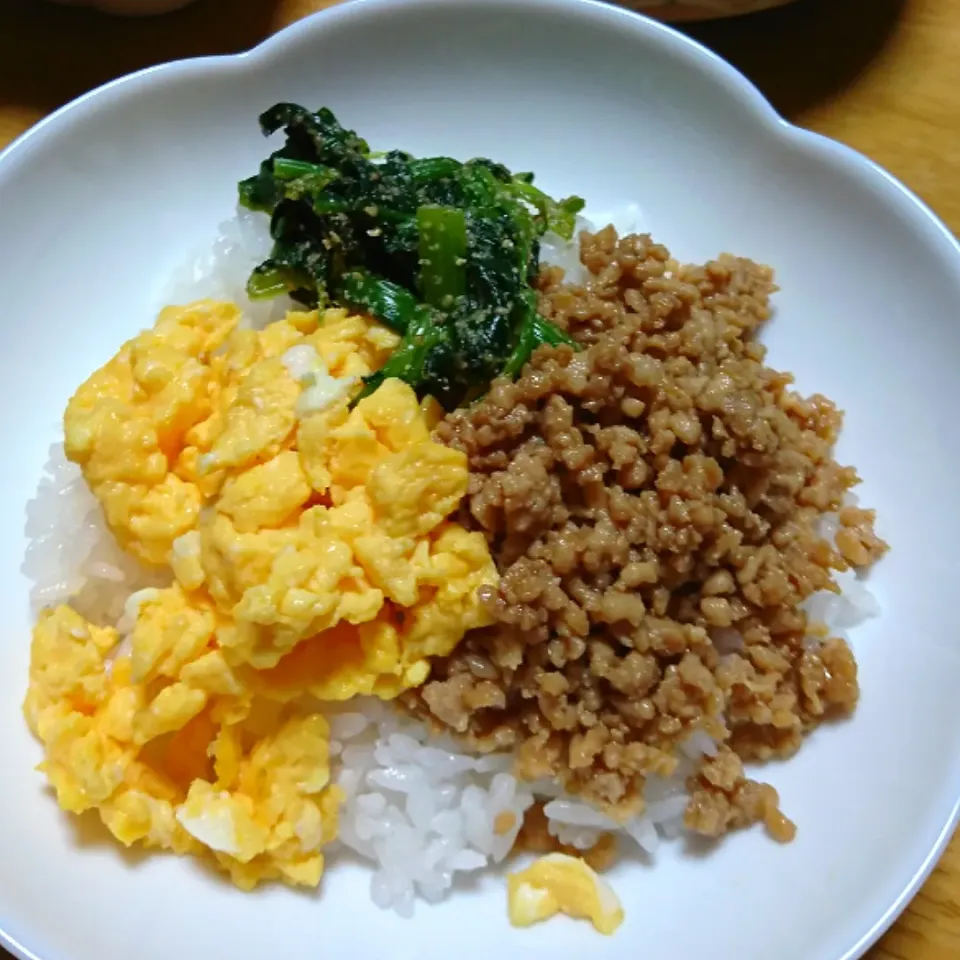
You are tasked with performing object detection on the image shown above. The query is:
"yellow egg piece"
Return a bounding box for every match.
[30,298,500,894]
[507,853,625,935]
[62,303,396,565]
[25,601,341,890]
[64,300,240,565]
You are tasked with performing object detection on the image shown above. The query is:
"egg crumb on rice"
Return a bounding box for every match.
[507,853,624,935]
[25,300,497,891]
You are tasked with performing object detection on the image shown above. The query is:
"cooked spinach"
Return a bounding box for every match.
[238,103,582,408]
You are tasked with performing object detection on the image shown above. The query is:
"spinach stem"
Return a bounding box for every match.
[417,205,467,312]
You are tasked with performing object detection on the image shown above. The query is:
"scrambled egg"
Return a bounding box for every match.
[507,854,625,935]
[27,300,497,890]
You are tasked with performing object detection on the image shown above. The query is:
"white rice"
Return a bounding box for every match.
[23,447,166,625]
[324,701,534,916]
[156,207,299,329]
[540,223,591,285]
[23,206,881,914]
[540,203,645,287]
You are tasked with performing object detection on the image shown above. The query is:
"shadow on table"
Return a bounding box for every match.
[683,0,907,120]
[0,0,285,117]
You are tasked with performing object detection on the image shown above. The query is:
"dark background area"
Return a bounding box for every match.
[0,0,906,131]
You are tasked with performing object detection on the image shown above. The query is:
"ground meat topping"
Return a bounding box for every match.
[406,227,887,840]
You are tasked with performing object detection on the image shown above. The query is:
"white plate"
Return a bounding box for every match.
[1,1,959,958]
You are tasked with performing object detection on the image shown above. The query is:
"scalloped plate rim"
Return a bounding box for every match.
[1,3,958,960]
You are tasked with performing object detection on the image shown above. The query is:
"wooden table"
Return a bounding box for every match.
[1,0,958,956]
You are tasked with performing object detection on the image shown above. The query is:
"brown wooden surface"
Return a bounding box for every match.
[1,0,958,956]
